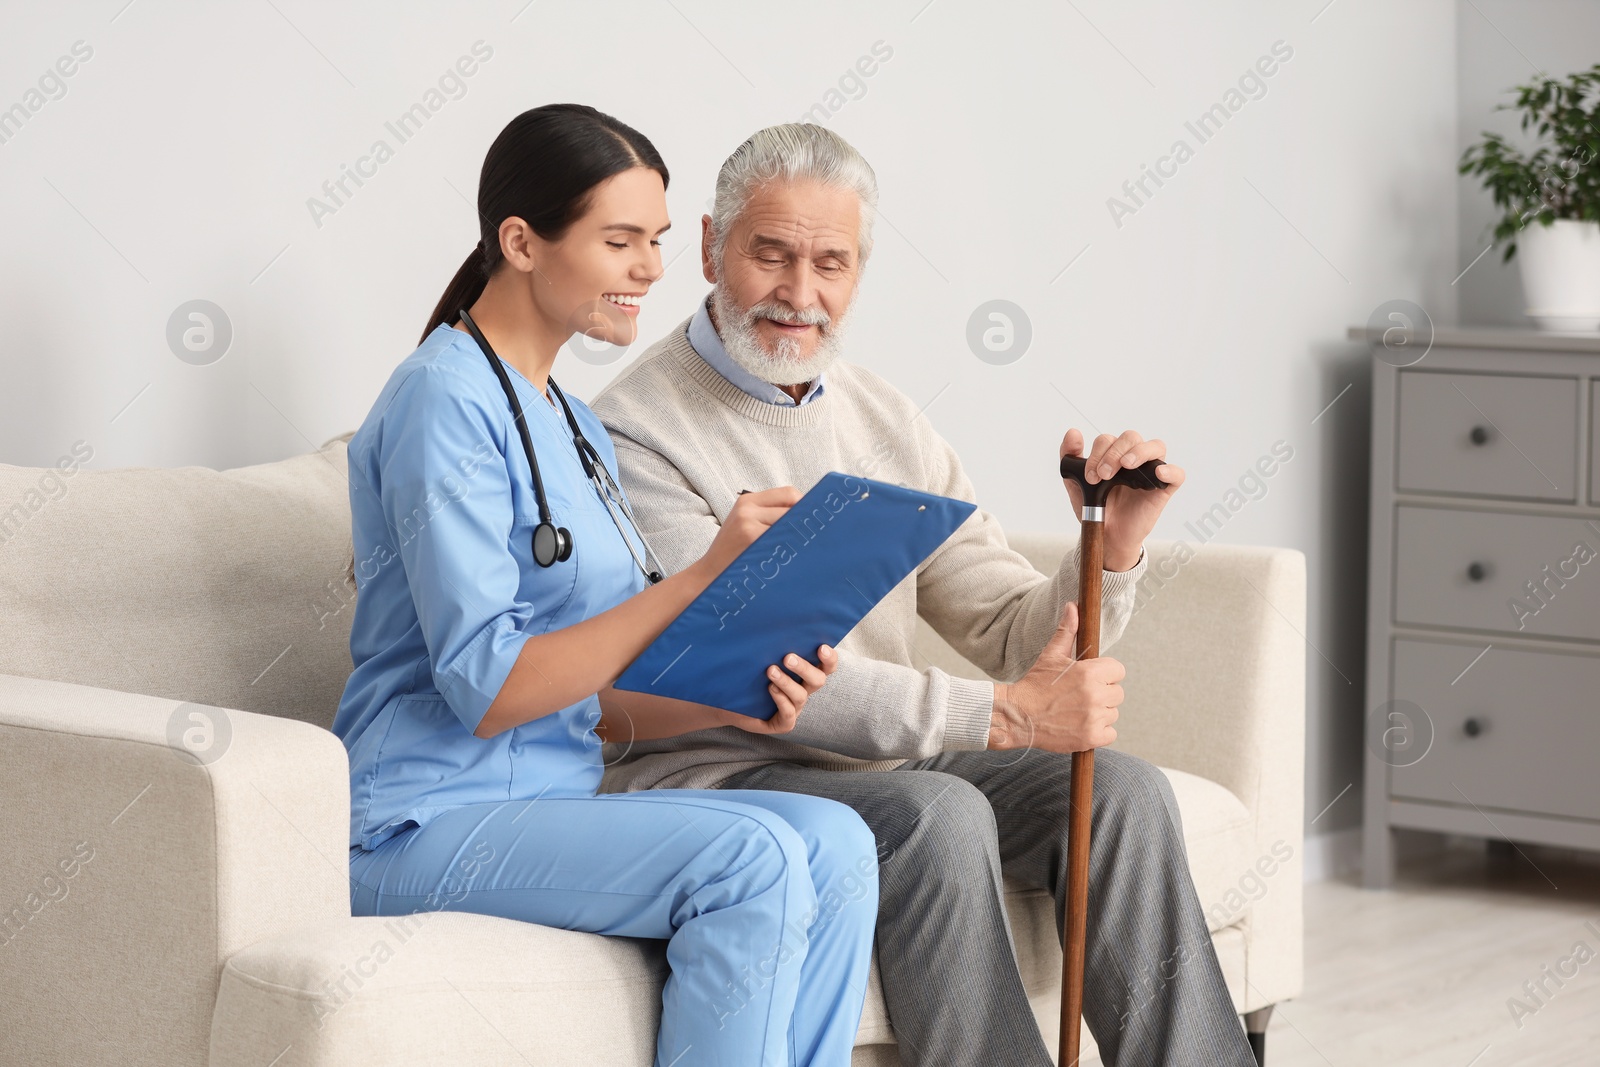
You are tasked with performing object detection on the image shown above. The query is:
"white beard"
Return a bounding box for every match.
[711,282,853,387]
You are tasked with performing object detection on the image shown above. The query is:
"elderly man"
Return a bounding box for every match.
[592,124,1256,1067]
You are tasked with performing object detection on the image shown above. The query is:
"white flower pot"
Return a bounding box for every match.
[1517,218,1600,332]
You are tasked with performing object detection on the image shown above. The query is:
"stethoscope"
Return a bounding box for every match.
[457,309,663,585]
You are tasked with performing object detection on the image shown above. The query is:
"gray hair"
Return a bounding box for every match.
[708,123,879,273]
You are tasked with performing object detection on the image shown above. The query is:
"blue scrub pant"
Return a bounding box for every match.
[348,789,879,1067]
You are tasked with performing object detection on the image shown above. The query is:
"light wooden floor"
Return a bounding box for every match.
[1061,837,1600,1066]
[1252,838,1600,1067]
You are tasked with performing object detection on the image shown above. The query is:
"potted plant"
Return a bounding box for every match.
[1460,63,1600,331]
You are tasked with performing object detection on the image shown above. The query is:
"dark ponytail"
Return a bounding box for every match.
[419,103,670,345]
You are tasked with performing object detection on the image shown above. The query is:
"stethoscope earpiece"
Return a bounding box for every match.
[458,309,662,584]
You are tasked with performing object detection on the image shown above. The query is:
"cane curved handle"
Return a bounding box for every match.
[1058,453,1170,507]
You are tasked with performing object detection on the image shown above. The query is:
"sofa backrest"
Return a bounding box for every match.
[0,432,358,732]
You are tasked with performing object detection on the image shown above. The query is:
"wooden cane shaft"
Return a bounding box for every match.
[1061,520,1102,1067]
[1076,520,1104,665]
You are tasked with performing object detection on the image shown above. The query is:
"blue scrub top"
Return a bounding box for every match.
[334,322,648,851]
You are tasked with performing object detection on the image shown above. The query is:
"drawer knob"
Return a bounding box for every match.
[1466,561,1489,582]
[1463,717,1485,737]
[1469,425,1491,445]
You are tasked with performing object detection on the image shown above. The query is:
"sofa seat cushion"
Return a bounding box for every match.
[212,765,1253,1065]
[214,909,905,1065]
[999,765,1255,975]
[212,912,670,1066]
[212,897,1048,1065]
[1161,766,1256,932]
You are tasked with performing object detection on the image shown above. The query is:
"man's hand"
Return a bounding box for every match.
[988,602,1123,753]
[1059,428,1183,571]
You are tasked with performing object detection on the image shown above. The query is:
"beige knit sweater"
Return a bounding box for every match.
[590,314,1148,793]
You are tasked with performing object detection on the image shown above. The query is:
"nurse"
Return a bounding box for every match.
[334,103,879,1067]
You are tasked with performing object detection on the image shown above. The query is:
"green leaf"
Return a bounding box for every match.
[1463,65,1600,247]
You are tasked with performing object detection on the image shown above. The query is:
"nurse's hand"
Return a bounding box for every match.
[728,644,838,735]
[699,485,802,576]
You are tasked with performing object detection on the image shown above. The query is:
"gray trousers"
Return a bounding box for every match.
[720,747,1256,1067]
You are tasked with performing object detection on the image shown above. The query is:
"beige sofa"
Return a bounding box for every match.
[0,432,1304,1066]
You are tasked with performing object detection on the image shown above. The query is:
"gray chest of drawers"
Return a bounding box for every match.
[1350,325,1600,888]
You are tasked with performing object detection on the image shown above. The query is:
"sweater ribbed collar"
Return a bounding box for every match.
[662,317,835,428]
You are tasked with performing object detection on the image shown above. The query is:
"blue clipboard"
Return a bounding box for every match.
[613,472,977,719]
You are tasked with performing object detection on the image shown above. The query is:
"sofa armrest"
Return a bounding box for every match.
[915,536,1306,816]
[0,673,350,1067]
[1035,538,1306,821]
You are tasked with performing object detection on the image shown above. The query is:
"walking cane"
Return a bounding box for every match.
[1056,452,1169,1067]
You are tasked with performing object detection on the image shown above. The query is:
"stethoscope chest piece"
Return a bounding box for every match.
[532,522,572,567]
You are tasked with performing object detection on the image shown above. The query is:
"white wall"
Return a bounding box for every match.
[1,1,1467,845]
